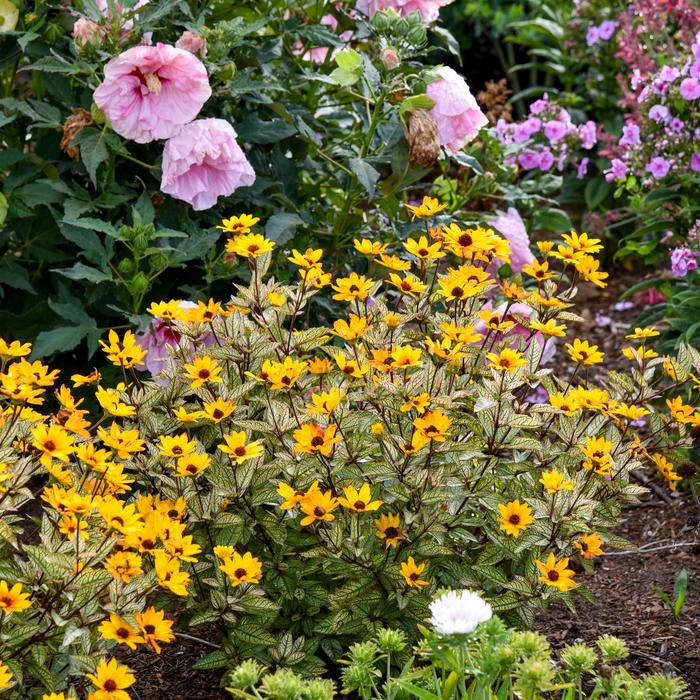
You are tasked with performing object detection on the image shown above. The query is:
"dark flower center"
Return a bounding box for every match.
[116,627,130,639]
[353,501,366,510]
[548,570,559,581]
[384,527,399,538]
[451,287,464,298]
[144,624,156,635]
[104,680,118,692]
[234,568,247,579]
[509,514,520,524]
[310,436,325,447]
[44,440,56,452]
[314,506,326,517]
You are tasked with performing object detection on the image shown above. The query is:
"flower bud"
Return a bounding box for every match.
[560,642,597,676]
[175,29,207,56]
[90,101,106,126]
[228,659,264,689]
[382,48,400,71]
[596,634,629,662]
[73,18,103,51]
[128,272,150,297]
[375,627,406,653]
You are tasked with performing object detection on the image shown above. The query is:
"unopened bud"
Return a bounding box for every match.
[73,18,102,50]
[382,48,400,70]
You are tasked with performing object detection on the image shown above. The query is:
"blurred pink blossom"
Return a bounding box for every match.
[355,0,454,22]
[175,30,207,56]
[490,207,534,273]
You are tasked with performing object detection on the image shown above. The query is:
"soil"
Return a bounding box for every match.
[124,270,700,698]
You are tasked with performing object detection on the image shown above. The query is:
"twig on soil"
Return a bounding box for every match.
[632,649,681,673]
[631,470,673,505]
[174,632,221,649]
[604,541,698,556]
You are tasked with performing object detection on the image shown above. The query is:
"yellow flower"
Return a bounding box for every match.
[486,348,526,374]
[288,248,323,269]
[400,557,429,588]
[99,330,147,369]
[438,266,493,301]
[375,513,405,547]
[388,272,427,296]
[86,658,136,700]
[338,484,383,512]
[575,533,604,559]
[201,398,235,423]
[334,352,369,378]
[266,291,286,307]
[0,580,31,614]
[621,345,658,361]
[477,309,514,333]
[158,434,197,458]
[540,470,574,494]
[441,223,493,259]
[384,312,402,329]
[497,500,534,538]
[183,355,223,388]
[392,344,422,368]
[375,253,411,271]
[104,551,143,583]
[612,403,649,421]
[31,424,74,467]
[522,259,555,281]
[574,254,608,288]
[401,393,431,413]
[404,236,444,260]
[666,396,695,423]
[535,553,576,591]
[306,387,344,416]
[566,339,604,365]
[95,386,136,417]
[404,195,445,220]
[370,422,385,435]
[530,319,567,337]
[625,326,659,340]
[332,314,368,341]
[354,238,388,255]
[174,452,211,477]
[220,551,263,587]
[549,390,581,415]
[413,409,451,442]
[71,368,101,387]
[219,432,264,463]
[277,481,320,510]
[98,424,145,459]
[562,231,603,254]
[134,607,175,654]
[537,241,554,255]
[217,213,260,234]
[0,661,11,690]
[400,431,430,454]
[226,232,275,258]
[579,435,613,476]
[651,454,682,491]
[299,489,339,526]
[173,406,203,423]
[0,337,31,359]
[439,321,481,343]
[425,336,465,362]
[59,514,89,541]
[98,614,144,650]
[293,423,341,456]
[332,273,374,302]
[153,550,190,596]
[308,357,332,375]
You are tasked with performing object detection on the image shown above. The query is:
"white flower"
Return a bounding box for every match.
[429,590,492,635]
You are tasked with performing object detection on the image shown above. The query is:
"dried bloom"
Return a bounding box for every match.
[60,108,94,161]
[407,109,440,167]
[477,78,512,124]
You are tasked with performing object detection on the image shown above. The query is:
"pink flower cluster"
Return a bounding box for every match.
[355,0,454,22]
[496,94,597,177]
[669,220,700,278]
[92,39,255,210]
[605,31,700,187]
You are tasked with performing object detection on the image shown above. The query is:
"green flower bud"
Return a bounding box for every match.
[91,102,106,125]
[304,678,335,700]
[348,640,378,665]
[45,22,65,45]
[560,642,597,676]
[508,630,550,659]
[217,62,236,82]
[375,627,407,653]
[260,669,305,700]
[407,26,427,48]
[25,12,39,26]
[514,657,555,695]
[640,672,689,700]
[128,271,150,297]
[341,664,375,694]
[117,259,136,277]
[596,635,629,662]
[228,659,264,689]
[371,9,400,32]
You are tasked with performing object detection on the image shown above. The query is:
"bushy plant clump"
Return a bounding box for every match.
[0,205,695,694]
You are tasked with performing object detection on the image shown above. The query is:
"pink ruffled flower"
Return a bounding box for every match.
[175,30,207,56]
[491,207,534,273]
[160,118,256,211]
[94,43,211,144]
[427,67,488,153]
[355,0,454,22]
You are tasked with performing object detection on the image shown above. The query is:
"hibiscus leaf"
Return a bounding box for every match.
[72,128,110,186]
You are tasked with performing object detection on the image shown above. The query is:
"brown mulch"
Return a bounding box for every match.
[536,494,700,693]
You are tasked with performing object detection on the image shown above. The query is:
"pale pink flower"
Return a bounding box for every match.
[491,207,534,273]
[96,0,149,33]
[73,18,103,49]
[427,67,488,152]
[175,30,207,56]
[94,44,211,144]
[356,0,454,21]
[160,118,256,211]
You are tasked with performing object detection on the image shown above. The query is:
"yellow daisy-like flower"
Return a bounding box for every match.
[370,422,385,435]
[331,273,374,302]
[621,345,659,361]
[0,580,31,614]
[539,470,575,494]
[574,533,604,559]
[353,238,388,255]
[226,232,275,258]
[375,253,411,271]
[293,423,342,456]
[71,368,101,387]
[308,357,332,375]
[218,432,264,464]
[220,551,263,587]
[201,398,235,423]
[299,489,339,526]
[288,248,323,269]
[306,387,344,416]
[530,319,567,337]
[174,452,211,477]
[625,326,659,340]
[651,454,682,491]
[486,348,526,374]
[0,338,31,359]
[497,500,534,537]
[413,409,451,442]
[31,424,74,468]
[217,213,260,234]
[98,614,144,651]
[535,553,576,591]
[337,484,383,512]
[332,314,368,341]
[404,195,445,220]
[388,272,427,297]
[158,433,197,458]
[404,235,445,260]
[95,386,136,417]
[183,355,223,389]
[400,557,429,588]
[266,291,286,307]
[86,658,136,699]
[0,661,11,690]
[566,339,604,365]
[134,607,175,654]
[99,330,147,370]
[562,230,603,254]
[400,393,431,413]
[375,513,405,547]
[276,480,320,510]
[522,259,555,281]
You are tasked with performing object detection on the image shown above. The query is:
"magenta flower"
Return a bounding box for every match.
[537,149,554,171]
[426,67,488,152]
[543,120,567,142]
[620,123,640,146]
[605,158,627,182]
[578,120,597,149]
[648,105,670,123]
[680,77,700,100]
[691,153,700,172]
[517,150,540,170]
[355,0,454,21]
[577,157,590,179]
[646,156,671,178]
[670,247,698,277]
[94,43,211,144]
[598,20,618,40]
[529,95,549,114]
[160,118,256,211]
[491,207,534,273]
[586,25,600,46]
